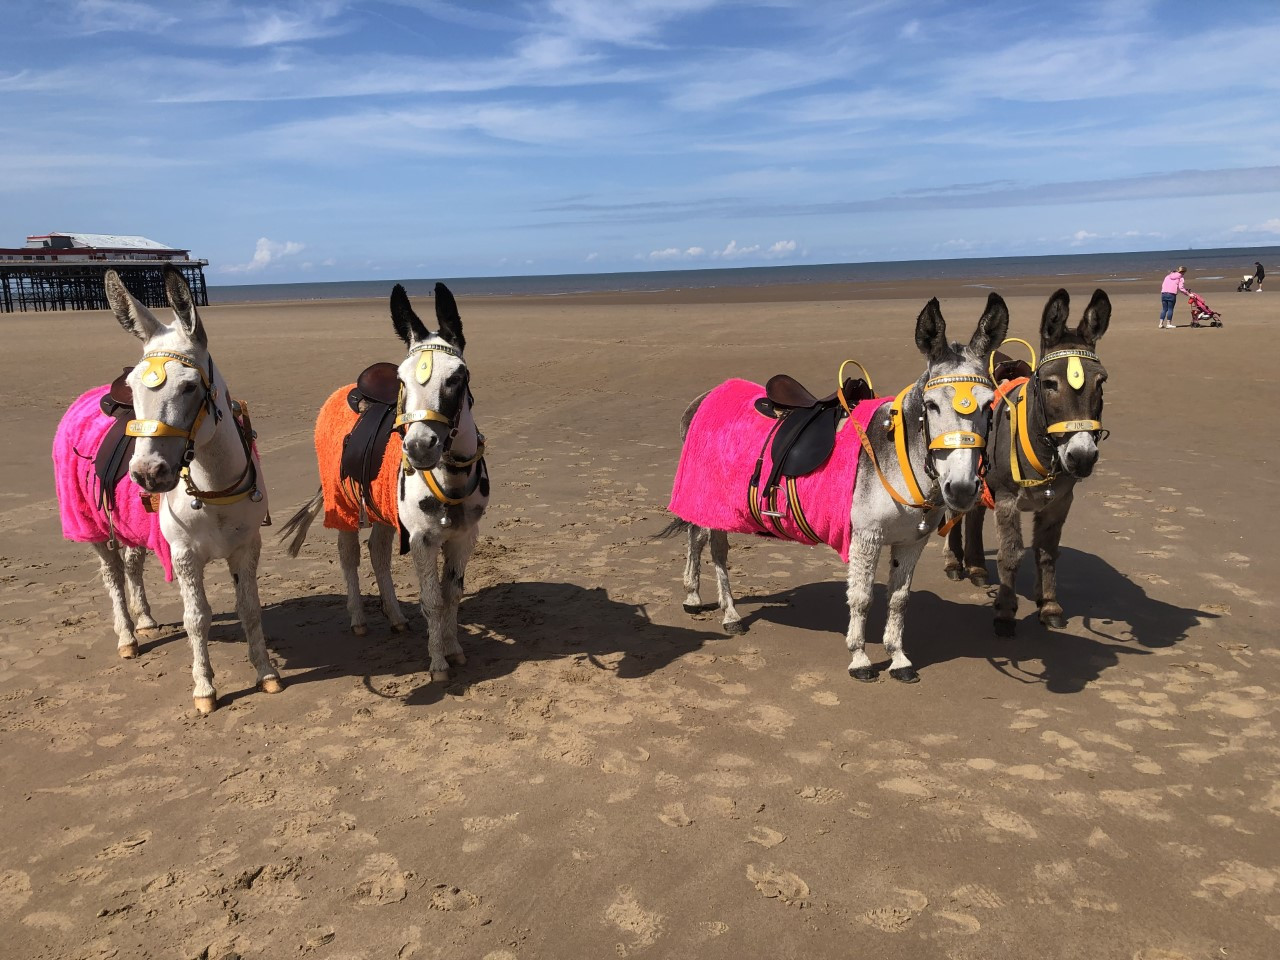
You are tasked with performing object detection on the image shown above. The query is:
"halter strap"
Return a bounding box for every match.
[124,352,215,443]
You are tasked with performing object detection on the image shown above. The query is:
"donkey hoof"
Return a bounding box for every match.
[1041,613,1067,629]
[722,620,747,636]
[683,602,715,614]
[118,641,140,659]
[967,569,988,586]
[135,625,162,640]
[430,669,451,684]
[445,652,467,667]
[944,567,964,582]
[390,621,408,634]
[849,666,878,682]
[193,694,217,715]
[259,676,284,695]
[351,624,368,637]
[994,619,1017,638]
[889,666,920,684]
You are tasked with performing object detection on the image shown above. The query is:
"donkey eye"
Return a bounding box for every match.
[1042,378,1059,391]
[445,373,462,387]
[924,399,940,414]
[180,381,198,394]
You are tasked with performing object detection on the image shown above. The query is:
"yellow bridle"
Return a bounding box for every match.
[1004,347,1105,488]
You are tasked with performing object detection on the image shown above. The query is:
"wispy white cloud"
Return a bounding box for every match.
[221,237,305,273]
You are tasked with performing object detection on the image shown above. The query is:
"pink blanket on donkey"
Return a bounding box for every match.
[53,386,174,581]
[668,378,888,562]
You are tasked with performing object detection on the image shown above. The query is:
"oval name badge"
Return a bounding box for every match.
[415,351,434,384]
[140,356,169,388]
[1067,355,1085,391]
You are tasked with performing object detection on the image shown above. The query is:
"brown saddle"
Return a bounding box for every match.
[341,362,401,530]
[94,367,137,516]
[991,350,1032,384]
[748,374,877,525]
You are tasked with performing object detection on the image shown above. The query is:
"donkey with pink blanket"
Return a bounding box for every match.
[52,267,280,714]
[666,295,1008,683]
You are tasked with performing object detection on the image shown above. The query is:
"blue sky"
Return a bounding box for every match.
[2,0,1278,283]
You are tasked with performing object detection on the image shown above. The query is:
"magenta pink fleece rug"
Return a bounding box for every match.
[53,386,174,581]
[668,378,887,562]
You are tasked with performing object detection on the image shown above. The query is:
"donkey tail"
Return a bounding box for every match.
[279,487,324,558]
[653,516,692,540]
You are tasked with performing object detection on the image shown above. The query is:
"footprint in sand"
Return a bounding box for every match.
[604,886,665,950]
[353,853,412,905]
[746,864,809,906]
[860,889,928,933]
[0,870,32,915]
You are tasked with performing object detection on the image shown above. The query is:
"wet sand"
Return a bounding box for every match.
[1,273,1277,959]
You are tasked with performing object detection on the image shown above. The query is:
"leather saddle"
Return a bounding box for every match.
[94,367,137,513]
[341,362,401,527]
[991,350,1032,384]
[754,374,874,480]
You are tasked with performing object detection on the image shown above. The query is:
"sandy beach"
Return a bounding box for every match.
[1,273,1277,959]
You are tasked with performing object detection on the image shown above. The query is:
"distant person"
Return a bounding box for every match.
[1255,260,1265,292]
[1159,265,1188,329]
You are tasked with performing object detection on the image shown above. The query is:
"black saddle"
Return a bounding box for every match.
[94,367,137,515]
[341,362,401,529]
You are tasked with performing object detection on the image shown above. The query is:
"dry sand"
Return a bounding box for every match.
[1,274,1277,959]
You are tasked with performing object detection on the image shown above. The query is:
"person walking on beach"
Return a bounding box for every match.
[1159,265,1189,328]
[1254,260,1265,292]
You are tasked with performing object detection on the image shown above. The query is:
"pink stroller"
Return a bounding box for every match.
[1188,292,1222,328]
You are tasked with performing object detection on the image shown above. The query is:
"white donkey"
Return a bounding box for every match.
[282,283,489,682]
[668,295,1007,682]
[52,267,280,714]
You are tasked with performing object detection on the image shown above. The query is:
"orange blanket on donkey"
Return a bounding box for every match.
[316,385,401,530]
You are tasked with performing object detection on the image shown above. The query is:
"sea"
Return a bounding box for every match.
[207,246,1278,304]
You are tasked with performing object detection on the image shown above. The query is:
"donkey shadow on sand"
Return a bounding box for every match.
[745,547,1208,694]
[245,582,721,707]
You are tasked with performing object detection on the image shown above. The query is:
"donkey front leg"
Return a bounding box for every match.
[122,546,159,638]
[367,523,408,632]
[1033,493,1073,629]
[89,541,140,658]
[943,515,966,581]
[409,535,451,682]
[440,527,479,666]
[962,507,988,585]
[845,536,882,681]
[337,529,367,636]
[882,537,929,683]
[708,529,745,634]
[993,498,1025,637]
[172,551,216,714]
[228,537,282,695]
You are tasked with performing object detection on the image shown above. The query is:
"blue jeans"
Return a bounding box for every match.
[1160,292,1176,321]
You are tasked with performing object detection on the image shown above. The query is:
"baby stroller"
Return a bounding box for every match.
[1237,274,1255,292]
[1188,291,1222,327]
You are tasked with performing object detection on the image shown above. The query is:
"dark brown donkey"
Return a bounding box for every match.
[943,289,1110,636]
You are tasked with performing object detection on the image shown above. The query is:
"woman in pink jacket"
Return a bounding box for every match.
[1159,266,1188,329]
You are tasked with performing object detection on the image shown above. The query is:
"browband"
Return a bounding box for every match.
[924,374,995,414]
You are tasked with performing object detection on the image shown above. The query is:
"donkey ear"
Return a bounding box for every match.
[969,291,1009,358]
[1040,288,1072,348]
[164,265,206,346]
[1076,289,1111,346]
[105,269,164,342]
[390,283,430,346]
[914,297,948,362]
[434,282,465,352]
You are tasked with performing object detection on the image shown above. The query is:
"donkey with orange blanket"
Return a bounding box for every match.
[283,284,488,682]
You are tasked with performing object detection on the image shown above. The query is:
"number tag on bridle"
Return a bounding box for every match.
[1067,355,1085,391]
[415,351,433,384]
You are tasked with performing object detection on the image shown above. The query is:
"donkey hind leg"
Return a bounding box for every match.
[963,507,988,585]
[122,546,159,637]
[882,538,929,683]
[227,536,282,695]
[845,536,882,681]
[943,515,965,581]
[172,551,217,714]
[367,523,408,632]
[708,529,745,635]
[992,498,1025,637]
[337,529,368,636]
[409,535,451,682]
[90,541,140,658]
[1033,496,1072,629]
[441,527,479,667]
[681,523,715,614]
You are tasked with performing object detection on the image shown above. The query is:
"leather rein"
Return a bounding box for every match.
[393,342,486,506]
[846,372,994,527]
[124,351,261,508]
[1001,348,1108,489]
